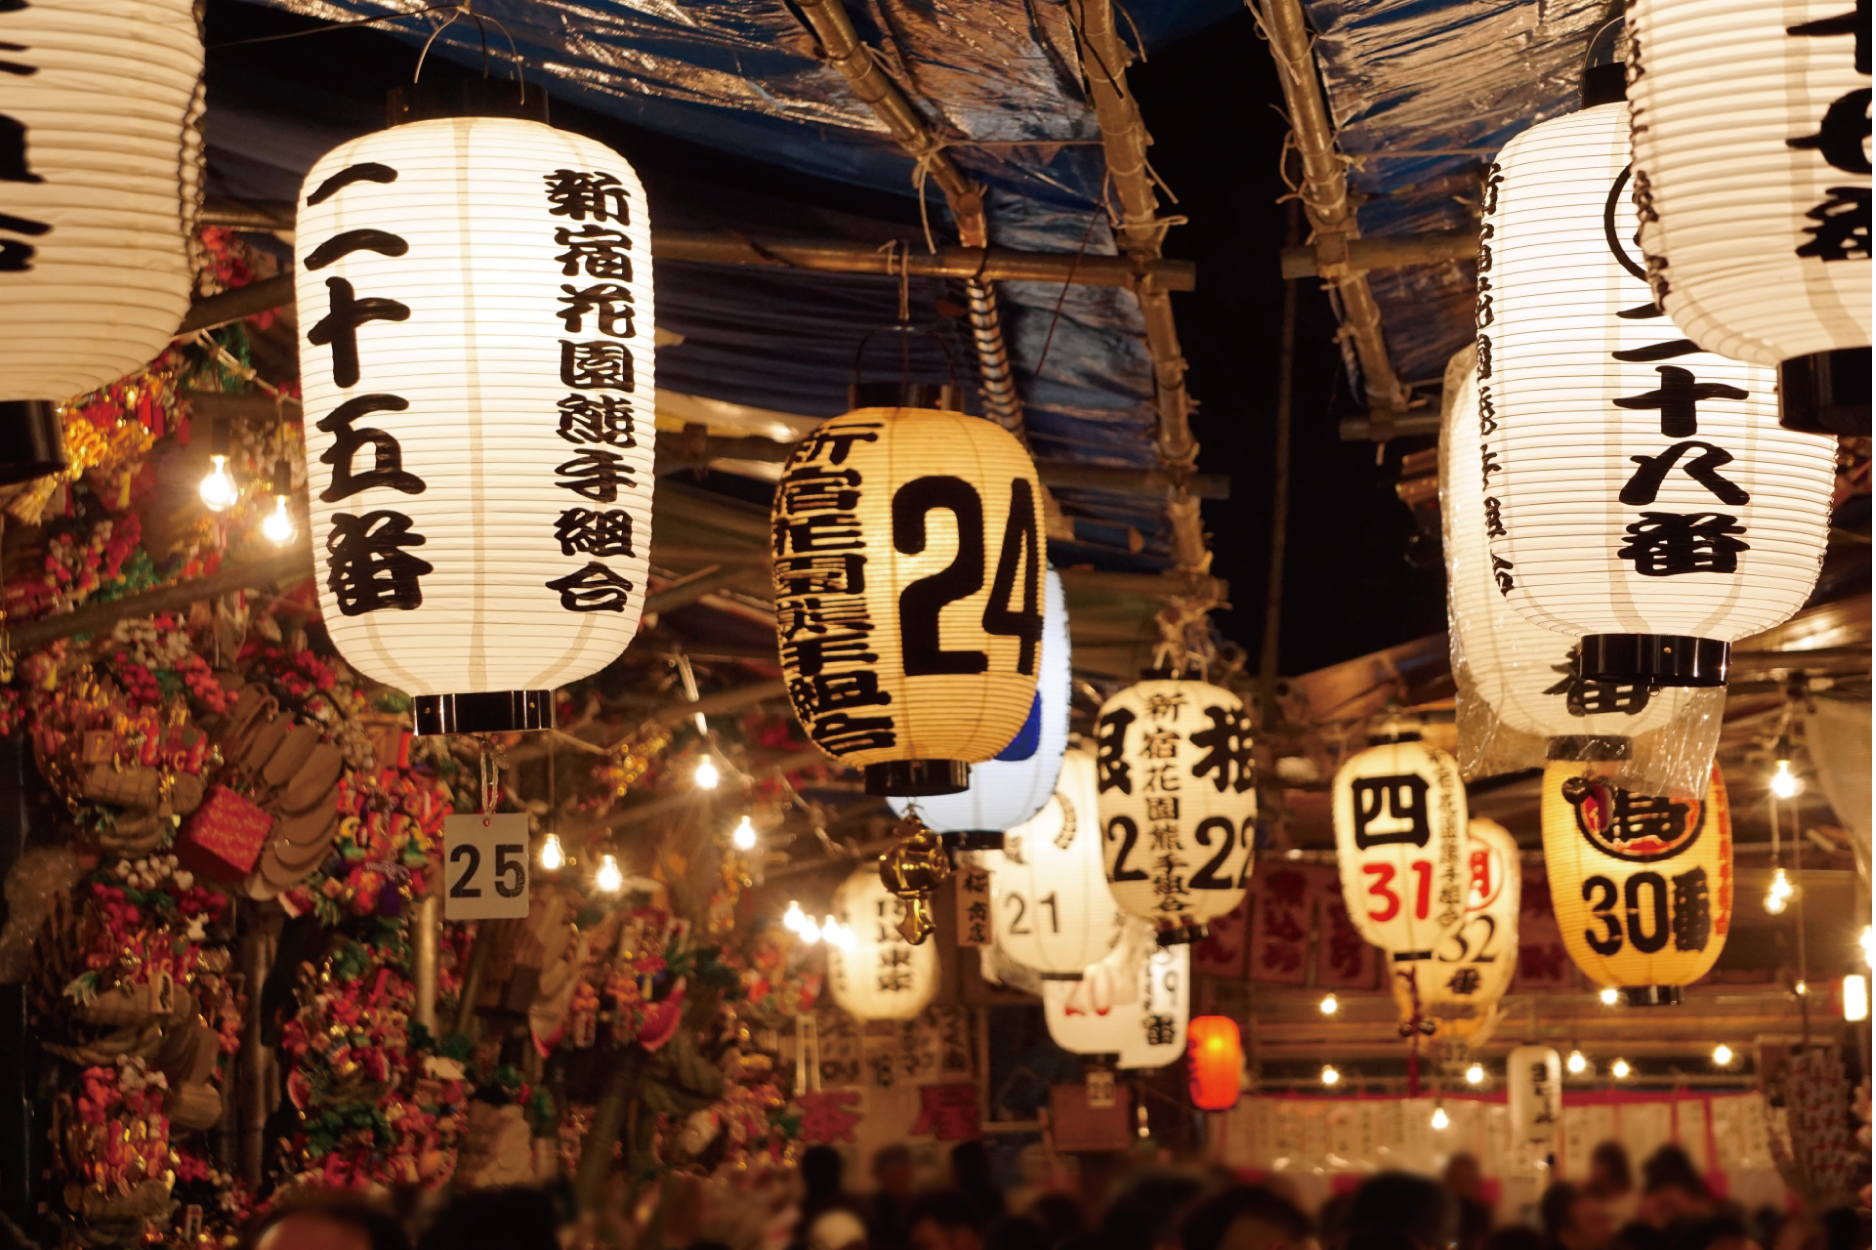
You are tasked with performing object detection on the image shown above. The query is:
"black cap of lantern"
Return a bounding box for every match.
[1581,61,1627,108]
[847,381,964,413]
[1366,729,1423,746]
[1580,633,1729,687]
[1546,735,1634,762]
[413,689,553,735]
[942,830,1005,852]
[387,77,550,127]
[1039,971,1086,982]
[1778,347,1871,436]
[0,400,66,485]
[1156,921,1209,947]
[1622,985,1682,1008]
[866,759,970,797]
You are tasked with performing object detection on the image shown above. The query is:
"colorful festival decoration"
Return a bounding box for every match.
[0,0,202,432]
[1186,1014,1242,1111]
[989,747,1123,978]
[826,864,939,1022]
[295,95,654,733]
[1092,677,1256,942]
[1476,100,1837,689]
[1333,734,1469,966]
[1626,0,1871,428]
[772,406,1045,797]
[1541,760,1733,1005]
[1390,819,1520,1038]
[888,566,1069,838]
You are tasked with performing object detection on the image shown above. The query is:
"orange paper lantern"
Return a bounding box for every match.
[1186,1015,1242,1111]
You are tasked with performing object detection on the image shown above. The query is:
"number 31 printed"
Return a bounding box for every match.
[443,812,532,920]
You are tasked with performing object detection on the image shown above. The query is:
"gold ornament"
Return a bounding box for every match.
[877,813,952,945]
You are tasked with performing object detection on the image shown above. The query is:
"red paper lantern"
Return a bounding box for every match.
[1186,1015,1242,1111]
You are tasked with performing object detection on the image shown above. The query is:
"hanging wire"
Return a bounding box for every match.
[209,1,460,47]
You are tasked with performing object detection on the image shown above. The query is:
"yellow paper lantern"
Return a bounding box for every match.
[772,407,1046,796]
[1541,760,1733,1005]
[1391,818,1520,1037]
[1092,677,1257,943]
[1333,735,1469,959]
[990,747,1125,977]
[826,864,938,1022]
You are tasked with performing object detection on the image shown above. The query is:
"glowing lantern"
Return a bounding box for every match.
[1043,938,1189,1070]
[990,747,1124,977]
[1506,1045,1563,1169]
[0,0,202,473]
[826,864,937,1022]
[1186,1015,1242,1111]
[1441,349,1723,783]
[296,87,654,733]
[1333,734,1469,960]
[1391,819,1520,1036]
[1476,101,1837,689]
[1541,761,1732,1005]
[888,567,1069,840]
[773,406,1045,797]
[1092,677,1256,942]
[1626,0,1871,433]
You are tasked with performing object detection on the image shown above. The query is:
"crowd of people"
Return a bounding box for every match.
[96,1136,1866,1250]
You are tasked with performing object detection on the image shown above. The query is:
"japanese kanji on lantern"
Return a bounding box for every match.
[1541,760,1732,1006]
[0,0,203,477]
[990,747,1124,978]
[295,85,654,734]
[1332,733,1468,970]
[1476,99,1838,690]
[1626,0,1870,435]
[1092,677,1257,943]
[1390,819,1520,1038]
[826,864,938,1023]
[1441,345,1723,792]
[888,566,1070,841]
[1506,1045,1563,1170]
[1043,935,1190,1070]
[772,406,1046,797]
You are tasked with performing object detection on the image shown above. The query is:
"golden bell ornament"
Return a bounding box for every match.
[877,814,952,945]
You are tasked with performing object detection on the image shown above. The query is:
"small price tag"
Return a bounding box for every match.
[444,813,531,920]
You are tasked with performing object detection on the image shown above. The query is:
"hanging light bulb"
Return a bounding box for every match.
[198,454,237,513]
[1319,994,1339,1016]
[1320,1064,1341,1087]
[1859,925,1872,967]
[1844,974,1869,1023]
[1764,867,1794,915]
[1599,987,1621,1006]
[1712,1044,1734,1067]
[783,900,808,935]
[1794,980,1808,996]
[1465,1063,1486,1086]
[731,815,757,851]
[1430,1105,1450,1131]
[822,916,855,952]
[1770,757,1802,799]
[1566,1050,1588,1075]
[539,832,565,872]
[1610,1058,1631,1079]
[596,853,623,894]
[694,756,720,791]
[260,457,296,545]
[1136,1103,1150,1139]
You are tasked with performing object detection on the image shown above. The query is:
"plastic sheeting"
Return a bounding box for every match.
[1297,0,1611,387]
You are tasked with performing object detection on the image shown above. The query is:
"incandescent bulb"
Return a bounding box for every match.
[1764,867,1794,915]
[262,494,297,545]
[1465,1063,1485,1086]
[1320,1065,1340,1086]
[1795,980,1808,996]
[1319,994,1339,1016]
[1712,1044,1733,1066]
[1770,758,1802,799]
[694,757,720,790]
[1566,1050,1587,1075]
[199,454,237,512]
[1860,925,1872,967]
[731,815,757,851]
[1600,987,1621,1006]
[784,900,808,935]
[1430,1106,1449,1130]
[596,853,623,894]
[539,833,564,872]
[1844,973,1869,1023]
[1611,1058,1631,1079]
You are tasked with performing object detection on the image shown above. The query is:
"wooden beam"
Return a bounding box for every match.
[5,550,315,652]
[1280,229,1478,280]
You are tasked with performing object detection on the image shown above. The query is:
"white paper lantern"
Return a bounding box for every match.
[1333,735,1469,958]
[1476,102,1837,689]
[1505,1045,1563,1168]
[1043,925,1189,1070]
[296,98,652,733]
[1390,818,1520,1035]
[889,566,1069,837]
[773,406,1045,796]
[1093,677,1256,941]
[1627,0,1870,369]
[0,0,201,415]
[826,864,938,1023]
[987,747,1124,977]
